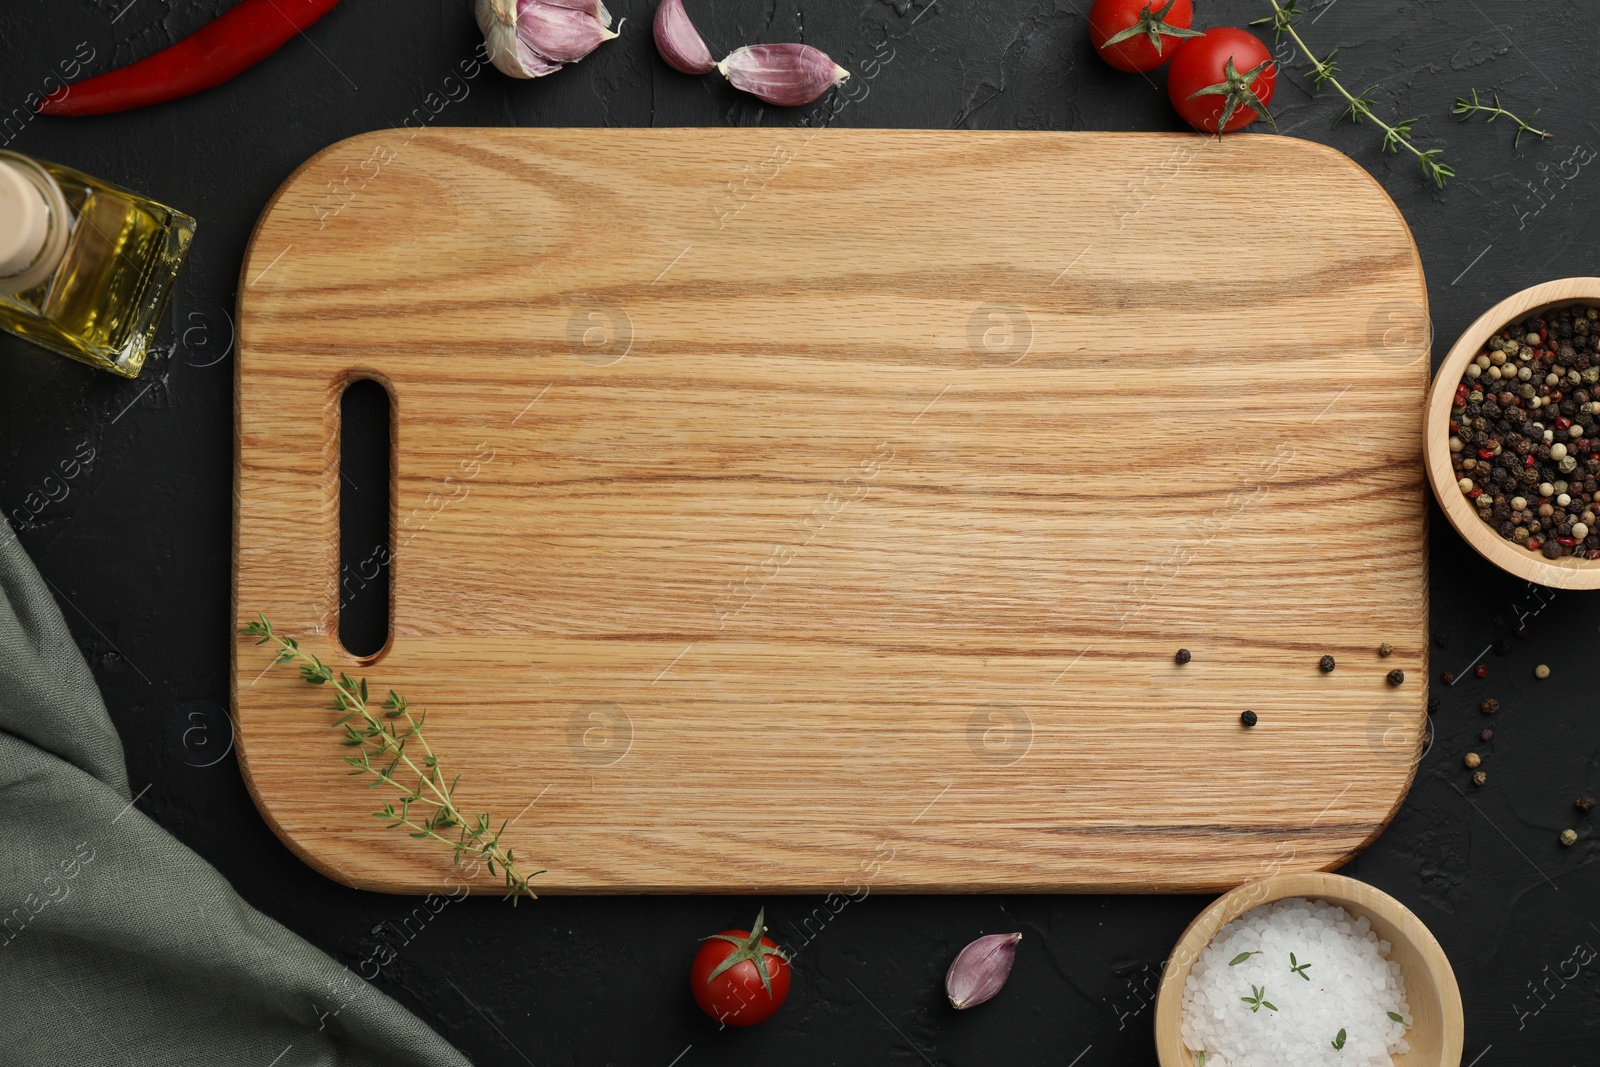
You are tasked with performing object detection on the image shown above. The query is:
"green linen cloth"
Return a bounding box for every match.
[0,514,470,1066]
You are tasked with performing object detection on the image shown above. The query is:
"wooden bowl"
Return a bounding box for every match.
[1153,872,1463,1067]
[1425,277,1600,587]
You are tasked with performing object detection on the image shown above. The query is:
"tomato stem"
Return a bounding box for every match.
[1188,55,1277,135]
[1102,0,1203,57]
[703,908,790,996]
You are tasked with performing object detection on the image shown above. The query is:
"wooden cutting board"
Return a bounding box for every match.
[234,128,1430,895]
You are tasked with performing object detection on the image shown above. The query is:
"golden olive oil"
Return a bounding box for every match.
[0,154,194,378]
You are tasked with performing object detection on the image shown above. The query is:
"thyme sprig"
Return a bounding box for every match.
[1253,0,1453,188]
[240,614,541,902]
[1241,984,1278,1013]
[1453,88,1552,147]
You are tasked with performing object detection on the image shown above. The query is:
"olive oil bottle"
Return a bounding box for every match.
[0,151,195,378]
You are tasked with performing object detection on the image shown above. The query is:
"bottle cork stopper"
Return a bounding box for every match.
[0,155,70,295]
[0,161,50,277]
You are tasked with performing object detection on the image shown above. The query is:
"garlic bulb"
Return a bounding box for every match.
[476,0,620,79]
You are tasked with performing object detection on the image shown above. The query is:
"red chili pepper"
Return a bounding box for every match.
[1470,488,1483,499]
[1526,455,1536,468]
[37,0,343,116]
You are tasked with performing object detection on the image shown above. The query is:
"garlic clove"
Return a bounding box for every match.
[542,0,614,31]
[716,43,850,106]
[516,0,620,64]
[476,0,619,79]
[653,0,716,75]
[945,932,1021,1010]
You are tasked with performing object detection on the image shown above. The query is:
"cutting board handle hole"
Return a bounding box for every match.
[338,377,392,660]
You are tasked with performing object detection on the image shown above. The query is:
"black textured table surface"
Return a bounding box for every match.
[3,1,1596,1063]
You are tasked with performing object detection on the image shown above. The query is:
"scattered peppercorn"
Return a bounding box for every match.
[1464,752,1482,769]
[1481,698,1500,714]
[1433,631,1450,648]
[1386,668,1405,686]
[1175,648,1191,665]
[1535,663,1551,679]
[1240,710,1258,727]
[1578,795,1597,813]
[1561,829,1579,846]
[1476,664,1489,678]
[1480,727,1495,742]
[1494,637,1513,655]
[1440,671,1456,685]
[1473,770,1488,787]
[1378,642,1394,657]
[1319,655,1336,673]
[1513,621,1529,638]
[1428,697,1441,715]
[1493,613,1508,628]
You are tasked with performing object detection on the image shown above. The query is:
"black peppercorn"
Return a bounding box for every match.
[1428,697,1440,715]
[1175,648,1191,665]
[1494,637,1514,655]
[1240,710,1258,727]
[1386,669,1405,686]
[1481,698,1500,715]
[1578,795,1598,813]
[1433,631,1450,648]
[1441,670,1456,684]
[1319,655,1336,673]
[1480,727,1494,742]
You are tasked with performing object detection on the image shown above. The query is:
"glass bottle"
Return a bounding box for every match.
[0,151,195,378]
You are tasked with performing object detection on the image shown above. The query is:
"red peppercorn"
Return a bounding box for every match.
[1559,536,1578,547]
[1478,448,1496,459]
[1557,417,1573,430]
[1470,488,1483,498]
[1526,455,1536,467]
[1476,664,1489,678]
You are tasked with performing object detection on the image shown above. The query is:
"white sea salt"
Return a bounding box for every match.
[1180,897,1411,1067]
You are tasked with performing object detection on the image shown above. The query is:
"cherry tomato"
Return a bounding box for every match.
[1088,0,1200,73]
[1166,27,1278,134]
[689,908,791,1027]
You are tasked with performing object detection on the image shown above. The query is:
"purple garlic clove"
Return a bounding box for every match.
[654,0,716,75]
[541,0,614,27]
[716,43,850,106]
[476,0,620,79]
[515,0,621,63]
[945,932,1021,1010]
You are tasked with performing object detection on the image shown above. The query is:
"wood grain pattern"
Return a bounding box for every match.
[1425,277,1600,588]
[1154,872,1464,1066]
[235,128,1430,894]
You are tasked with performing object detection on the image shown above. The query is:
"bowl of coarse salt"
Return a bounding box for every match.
[1153,872,1462,1067]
